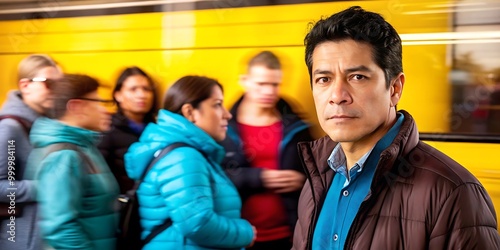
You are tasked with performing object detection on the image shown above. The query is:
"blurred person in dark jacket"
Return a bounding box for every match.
[219,51,313,250]
[98,66,158,194]
[292,6,500,250]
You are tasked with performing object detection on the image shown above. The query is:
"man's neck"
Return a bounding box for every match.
[237,98,280,126]
[341,142,377,171]
[24,100,44,115]
[341,114,398,170]
[58,115,82,129]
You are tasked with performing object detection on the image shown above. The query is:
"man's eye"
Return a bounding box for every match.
[315,77,330,84]
[352,74,366,80]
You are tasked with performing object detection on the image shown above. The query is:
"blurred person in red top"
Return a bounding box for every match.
[219,51,313,250]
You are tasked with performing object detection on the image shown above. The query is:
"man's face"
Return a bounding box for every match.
[311,40,403,148]
[77,91,112,132]
[242,65,282,108]
[20,66,62,114]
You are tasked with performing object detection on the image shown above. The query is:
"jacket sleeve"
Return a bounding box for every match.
[36,150,93,250]
[225,167,263,190]
[219,134,265,191]
[0,119,36,203]
[291,178,312,250]
[429,182,500,249]
[157,148,254,248]
[222,126,314,192]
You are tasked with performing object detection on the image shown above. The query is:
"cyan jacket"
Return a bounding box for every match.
[125,109,254,250]
[24,117,119,250]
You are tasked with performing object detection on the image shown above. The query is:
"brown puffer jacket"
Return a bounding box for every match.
[292,110,500,249]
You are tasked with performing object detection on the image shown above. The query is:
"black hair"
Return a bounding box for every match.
[305,6,402,88]
[46,74,99,119]
[163,75,223,114]
[113,66,158,123]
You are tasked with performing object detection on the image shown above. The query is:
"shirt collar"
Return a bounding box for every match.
[328,143,373,173]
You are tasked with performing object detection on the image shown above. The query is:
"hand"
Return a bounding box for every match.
[246,225,257,248]
[261,170,306,193]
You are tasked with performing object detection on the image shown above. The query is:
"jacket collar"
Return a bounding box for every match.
[0,90,40,123]
[30,117,101,149]
[112,112,129,126]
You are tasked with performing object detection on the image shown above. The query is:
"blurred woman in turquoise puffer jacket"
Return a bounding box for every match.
[125,76,256,250]
[24,74,120,249]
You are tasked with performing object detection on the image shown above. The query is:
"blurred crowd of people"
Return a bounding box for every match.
[0,49,312,250]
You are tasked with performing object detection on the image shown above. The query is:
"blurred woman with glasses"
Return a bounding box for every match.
[98,66,158,195]
[0,54,62,250]
[24,74,120,250]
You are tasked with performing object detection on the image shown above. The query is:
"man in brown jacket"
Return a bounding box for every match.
[292,6,500,250]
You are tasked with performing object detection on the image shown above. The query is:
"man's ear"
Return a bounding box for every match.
[390,73,405,107]
[18,78,30,93]
[239,74,248,88]
[180,103,195,122]
[66,99,81,114]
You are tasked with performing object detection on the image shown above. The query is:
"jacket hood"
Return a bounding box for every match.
[125,109,225,180]
[0,90,40,123]
[30,117,102,149]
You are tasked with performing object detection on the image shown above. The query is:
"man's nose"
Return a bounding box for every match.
[328,78,352,105]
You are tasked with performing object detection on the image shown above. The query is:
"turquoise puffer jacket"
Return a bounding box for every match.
[125,110,254,250]
[24,117,119,250]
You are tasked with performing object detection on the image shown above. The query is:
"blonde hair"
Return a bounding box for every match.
[17,54,58,81]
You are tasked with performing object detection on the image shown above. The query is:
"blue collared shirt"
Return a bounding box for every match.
[327,144,373,188]
[312,113,404,250]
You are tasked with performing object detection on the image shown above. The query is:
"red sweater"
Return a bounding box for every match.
[238,121,291,242]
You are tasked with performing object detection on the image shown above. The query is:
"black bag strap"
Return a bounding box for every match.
[137,142,199,245]
[143,218,173,244]
[136,142,192,186]
[0,115,32,134]
[42,143,99,174]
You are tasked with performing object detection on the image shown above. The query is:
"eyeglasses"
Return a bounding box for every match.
[72,97,116,108]
[30,77,49,82]
[25,77,53,86]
